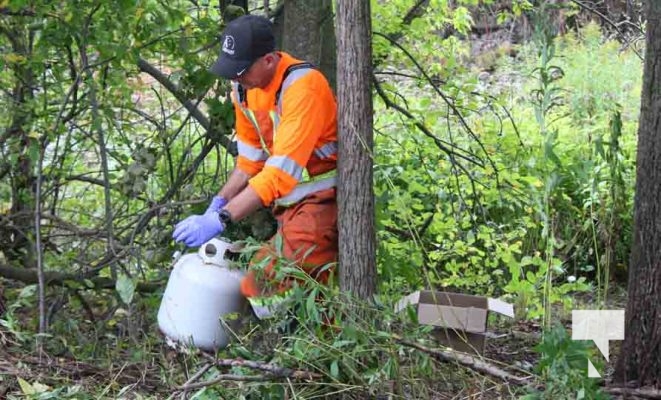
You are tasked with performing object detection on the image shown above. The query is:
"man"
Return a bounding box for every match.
[172,14,338,313]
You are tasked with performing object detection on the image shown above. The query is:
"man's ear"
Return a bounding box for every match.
[263,52,277,67]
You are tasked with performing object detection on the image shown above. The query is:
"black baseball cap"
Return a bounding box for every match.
[210,15,276,79]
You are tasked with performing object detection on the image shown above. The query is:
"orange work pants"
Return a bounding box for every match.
[240,188,338,298]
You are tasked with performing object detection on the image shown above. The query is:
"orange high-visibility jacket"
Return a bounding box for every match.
[231,52,337,207]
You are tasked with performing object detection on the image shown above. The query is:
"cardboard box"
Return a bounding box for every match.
[395,290,514,354]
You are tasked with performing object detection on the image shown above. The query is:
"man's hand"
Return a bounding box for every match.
[172,209,225,247]
[207,195,228,213]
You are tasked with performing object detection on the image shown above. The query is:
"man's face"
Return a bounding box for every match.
[232,53,277,89]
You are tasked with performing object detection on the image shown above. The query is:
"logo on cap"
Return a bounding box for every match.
[222,35,235,55]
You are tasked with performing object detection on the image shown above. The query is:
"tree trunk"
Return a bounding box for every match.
[281,0,336,90]
[219,0,248,19]
[614,0,661,387]
[4,24,36,268]
[336,0,376,299]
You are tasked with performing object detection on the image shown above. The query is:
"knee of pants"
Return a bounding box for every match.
[240,244,336,298]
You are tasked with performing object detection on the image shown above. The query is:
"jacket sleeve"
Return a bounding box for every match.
[234,99,267,176]
[248,72,335,205]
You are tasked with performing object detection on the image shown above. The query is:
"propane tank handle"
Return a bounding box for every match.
[198,238,233,266]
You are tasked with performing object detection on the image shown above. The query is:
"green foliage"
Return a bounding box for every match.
[115,272,136,305]
[0,0,645,397]
[0,285,37,343]
[0,0,238,278]
[12,377,87,399]
[523,325,610,400]
[557,22,641,125]
[373,15,640,322]
[174,276,497,399]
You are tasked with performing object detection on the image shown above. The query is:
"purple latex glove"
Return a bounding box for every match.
[172,210,224,247]
[206,195,228,213]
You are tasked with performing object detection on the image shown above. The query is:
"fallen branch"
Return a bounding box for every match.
[183,363,213,386]
[603,386,661,399]
[201,352,322,380]
[396,336,532,384]
[0,327,18,347]
[179,363,213,399]
[211,357,322,381]
[0,263,162,292]
[178,373,271,391]
[396,336,660,398]
[175,355,323,391]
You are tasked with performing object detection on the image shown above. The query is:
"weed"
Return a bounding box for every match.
[522,325,610,400]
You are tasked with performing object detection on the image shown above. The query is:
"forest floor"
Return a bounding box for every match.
[0,283,632,399]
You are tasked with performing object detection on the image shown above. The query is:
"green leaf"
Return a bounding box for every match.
[526,271,536,283]
[18,377,35,395]
[116,273,135,305]
[274,233,283,257]
[32,381,51,394]
[330,360,339,378]
[19,285,37,299]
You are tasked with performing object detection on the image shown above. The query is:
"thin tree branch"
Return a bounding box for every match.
[0,263,162,292]
[570,0,645,35]
[136,58,233,150]
[0,164,9,181]
[79,3,115,282]
[178,373,270,390]
[569,0,643,60]
[210,357,322,380]
[60,44,80,123]
[127,140,216,246]
[372,74,482,168]
[0,7,36,16]
[176,339,530,393]
[45,45,85,240]
[176,356,322,391]
[602,386,661,399]
[373,0,430,66]
[396,337,531,384]
[35,117,46,336]
[373,31,498,175]
[136,58,210,130]
[62,174,106,186]
[402,0,429,28]
[179,363,212,399]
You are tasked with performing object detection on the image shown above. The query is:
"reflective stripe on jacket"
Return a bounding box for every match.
[248,288,294,319]
[231,52,338,207]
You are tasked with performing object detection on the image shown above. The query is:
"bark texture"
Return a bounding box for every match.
[335,0,376,300]
[614,0,661,386]
[281,0,336,90]
[2,23,36,268]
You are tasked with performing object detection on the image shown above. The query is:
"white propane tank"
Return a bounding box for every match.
[157,238,246,351]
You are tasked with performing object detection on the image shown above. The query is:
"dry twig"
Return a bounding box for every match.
[174,355,323,392]
[0,348,161,392]
[603,386,661,399]
[206,356,322,381]
[178,373,272,391]
[179,363,212,399]
[395,336,532,384]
